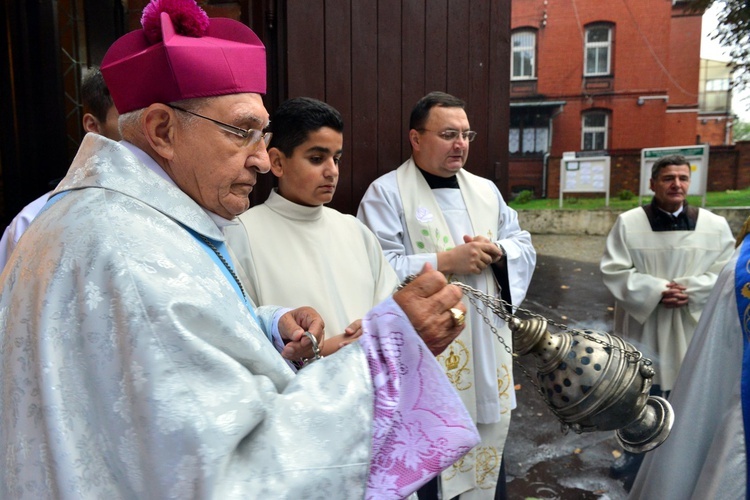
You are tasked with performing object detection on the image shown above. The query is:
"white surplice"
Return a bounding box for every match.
[629,242,748,500]
[600,206,735,391]
[226,189,399,338]
[0,190,50,271]
[358,158,537,499]
[0,135,480,499]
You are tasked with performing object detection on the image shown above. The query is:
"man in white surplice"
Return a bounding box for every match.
[358,91,537,499]
[226,97,399,356]
[0,3,481,499]
[600,154,734,480]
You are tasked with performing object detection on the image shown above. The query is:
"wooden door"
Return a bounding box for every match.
[274,0,511,215]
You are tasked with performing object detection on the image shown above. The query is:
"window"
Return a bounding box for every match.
[705,79,730,92]
[584,25,612,76]
[511,30,536,80]
[581,111,608,150]
[509,110,549,155]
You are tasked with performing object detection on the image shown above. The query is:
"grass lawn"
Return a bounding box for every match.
[509,187,750,211]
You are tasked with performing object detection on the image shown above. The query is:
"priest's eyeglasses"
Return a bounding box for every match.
[419,129,477,143]
[168,104,272,150]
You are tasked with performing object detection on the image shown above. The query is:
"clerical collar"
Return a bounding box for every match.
[642,200,697,232]
[417,165,460,189]
[657,205,684,218]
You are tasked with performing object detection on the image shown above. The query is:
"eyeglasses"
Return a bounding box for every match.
[419,129,477,143]
[168,104,272,150]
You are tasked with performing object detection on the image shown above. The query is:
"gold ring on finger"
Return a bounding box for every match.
[449,307,466,327]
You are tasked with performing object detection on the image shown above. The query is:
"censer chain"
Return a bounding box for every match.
[444,278,646,363]
[398,276,575,428]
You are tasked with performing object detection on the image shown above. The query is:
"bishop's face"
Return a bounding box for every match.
[169,93,271,219]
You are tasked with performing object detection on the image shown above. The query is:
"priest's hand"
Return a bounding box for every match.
[394,263,466,356]
[278,307,326,361]
[437,235,500,275]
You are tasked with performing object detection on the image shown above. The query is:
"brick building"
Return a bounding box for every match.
[508,0,709,198]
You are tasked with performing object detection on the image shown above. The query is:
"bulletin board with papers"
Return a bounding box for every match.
[559,153,610,208]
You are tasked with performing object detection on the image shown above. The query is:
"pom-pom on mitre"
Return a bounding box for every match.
[141,0,210,43]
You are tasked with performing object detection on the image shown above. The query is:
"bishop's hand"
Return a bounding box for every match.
[394,263,466,356]
[278,306,326,362]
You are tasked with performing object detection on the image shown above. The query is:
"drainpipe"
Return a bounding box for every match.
[542,152,550,198]
[543,104,565,198]
[726,115,733,145]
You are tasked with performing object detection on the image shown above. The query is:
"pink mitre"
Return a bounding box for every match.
[101,0,266,114]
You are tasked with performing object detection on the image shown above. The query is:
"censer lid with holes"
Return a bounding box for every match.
[399,275,674,454]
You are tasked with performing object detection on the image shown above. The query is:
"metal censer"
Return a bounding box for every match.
[509,315,673,453]
[402,275,674,453]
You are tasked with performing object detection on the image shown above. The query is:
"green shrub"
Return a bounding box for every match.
[618,189,635,201]
[515,189,533,204]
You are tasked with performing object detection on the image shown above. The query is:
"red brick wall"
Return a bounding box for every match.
[737,141,750,189]
[668,9,702,107]
[705,145,740,191]
[511,0,704,157]
[609,151,642,195]
[508,157,545,196]
[664,111,700,146]
[697,117,733,145]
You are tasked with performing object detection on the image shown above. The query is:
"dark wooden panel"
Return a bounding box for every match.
[375,0,404,181]
[323,0,353,212]
[445,0,470,101]
[280,0,511,212]
[424,0,448,93]
[350,0,378,205]
[489,0,511,194]
[286,0,325,98]
[467,0,491,181]
[0,0,69,226]
[83,0,125,65]
[401,0,426,162]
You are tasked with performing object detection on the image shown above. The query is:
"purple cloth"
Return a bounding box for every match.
[360,298,480,498]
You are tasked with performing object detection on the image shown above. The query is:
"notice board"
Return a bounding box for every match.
[559,153,610,208]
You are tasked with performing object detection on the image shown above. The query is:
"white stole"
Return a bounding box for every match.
[397,158,505,498]
[397,158,514,498]
[396,158,500,391]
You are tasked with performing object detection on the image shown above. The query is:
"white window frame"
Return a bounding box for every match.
[511,30,536,80]
[581,111,608,150]
[584,25,612,77]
